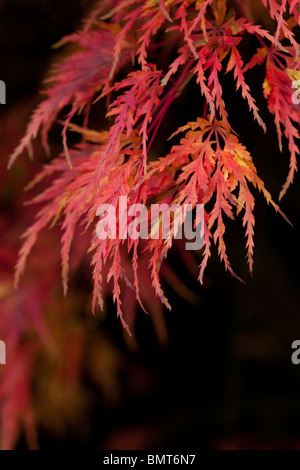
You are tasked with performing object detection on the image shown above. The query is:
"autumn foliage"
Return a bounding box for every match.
[2,0,300,447]
[9,0,300,330]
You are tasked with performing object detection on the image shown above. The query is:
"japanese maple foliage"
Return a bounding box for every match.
[10,0,300,332]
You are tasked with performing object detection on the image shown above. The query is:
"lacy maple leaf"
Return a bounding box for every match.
[9,0,300,332]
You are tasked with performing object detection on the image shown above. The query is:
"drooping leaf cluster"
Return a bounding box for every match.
[10,0,300,330]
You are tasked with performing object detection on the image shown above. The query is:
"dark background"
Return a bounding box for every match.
[1,0,300,450]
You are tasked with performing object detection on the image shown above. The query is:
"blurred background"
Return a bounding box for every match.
[1,0,300,450]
